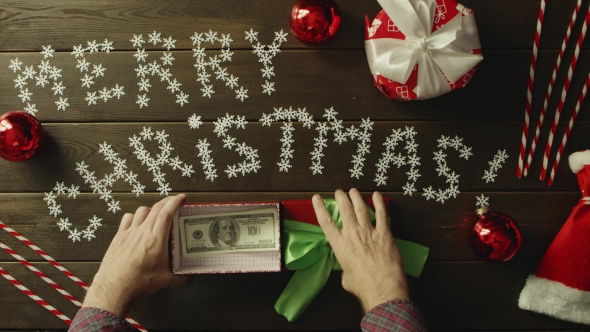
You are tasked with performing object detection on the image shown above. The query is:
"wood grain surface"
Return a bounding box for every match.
[1,0,589,331]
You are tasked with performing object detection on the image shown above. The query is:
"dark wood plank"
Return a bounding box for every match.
[0,0,587,51]
[2,49,590,122]
[0,191,580,262]
[0,261,586,330]
[0,121,585,192]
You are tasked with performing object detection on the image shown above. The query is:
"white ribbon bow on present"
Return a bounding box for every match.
[366,0,483,99]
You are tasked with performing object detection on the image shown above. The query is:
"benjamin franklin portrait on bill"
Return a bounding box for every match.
[209,217,240,250]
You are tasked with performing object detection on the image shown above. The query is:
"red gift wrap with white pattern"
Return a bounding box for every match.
[365,0,483,101]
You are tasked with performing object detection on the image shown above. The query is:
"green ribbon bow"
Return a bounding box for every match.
[274,198,429,322]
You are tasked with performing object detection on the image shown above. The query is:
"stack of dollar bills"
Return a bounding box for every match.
[179,208,279,258]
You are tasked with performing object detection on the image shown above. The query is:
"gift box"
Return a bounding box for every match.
[275,197,429,322]
[365,0,483,100]
[171,201,281,274]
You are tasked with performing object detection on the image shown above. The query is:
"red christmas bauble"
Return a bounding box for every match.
[290,0,341,45]
[0,111,43,162]
[470,212,521,262]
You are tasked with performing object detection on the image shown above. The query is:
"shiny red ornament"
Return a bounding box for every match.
[290,0,341,45]
[471,212,521,262]
[0,111,43,162]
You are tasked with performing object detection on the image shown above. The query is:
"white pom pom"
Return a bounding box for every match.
[568,150,590,174]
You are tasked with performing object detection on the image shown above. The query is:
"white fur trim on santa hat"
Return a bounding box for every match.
[518,274,590,325]
[569,150,590,174]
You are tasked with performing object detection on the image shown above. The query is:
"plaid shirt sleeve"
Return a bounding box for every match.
[68,307,138,332]
[361,299,428,332]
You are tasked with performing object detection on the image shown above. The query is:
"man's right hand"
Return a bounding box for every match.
[311,189,410,312]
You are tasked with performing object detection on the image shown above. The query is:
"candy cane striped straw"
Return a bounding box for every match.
[548,73,590,185]
[0,221,147,332]
[517,0,546,178]
[541,8,590,181]
[0,240,82,306]
[0,267,72,325]
[523,0,583,176]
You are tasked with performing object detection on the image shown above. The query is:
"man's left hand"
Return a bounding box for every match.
[82,194,189,317]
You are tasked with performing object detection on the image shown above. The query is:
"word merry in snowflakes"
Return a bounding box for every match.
[10,29,288,116]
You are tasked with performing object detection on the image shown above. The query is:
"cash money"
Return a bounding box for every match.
[179,208,279,258]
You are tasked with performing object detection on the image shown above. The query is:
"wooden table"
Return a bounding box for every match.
[0,0,588,330]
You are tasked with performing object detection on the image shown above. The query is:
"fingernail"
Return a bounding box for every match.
[313,194,322,202]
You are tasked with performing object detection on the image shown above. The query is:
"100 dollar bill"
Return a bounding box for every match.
[179,208,279,258]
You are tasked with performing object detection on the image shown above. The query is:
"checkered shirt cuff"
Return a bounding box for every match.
[361,299,428,332]
[68,307,137,332]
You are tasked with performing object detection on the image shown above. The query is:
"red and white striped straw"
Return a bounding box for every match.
[0,221,147,332]
[548,73,590,185]
[541,8,590,180]
[523,0,583,177]
[0,266,72,325]
[0,221,89,289]
[517,0,546,178]
[0,240,82,306]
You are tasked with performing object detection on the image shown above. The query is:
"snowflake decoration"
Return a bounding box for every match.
[51,81,65,95]
[14,75,26,89]
[424,135,472,204]
[235,86,249,102]
[175,91,189,107]
[476,194,489,209]
[45,182,106,243]
[246,29,287,95]
[85,92,98,105]
[482,149,509,183]
[148,31,162,45]
[259,107,316,173]
[23,66,36,80]
[161,52,175,66]
[9,58,23,73]
[131,33,188,109]
[210,113,260,179]
[18,88,32,102]
[136,94,150,108]
[374,127,421,195]
[162,36,176,51]
[55,97,69,111]
[196,139,218,181]
[191,30,249,101]
[245,28,259,43]
[24,103,38,115]
[130,127,195,194]
[130,34,145,48]
[188,114,203,129]
[262,80,275,95]
[77,59,90,72]
[35,74,49,88]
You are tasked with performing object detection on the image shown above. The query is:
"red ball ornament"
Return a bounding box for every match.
[471,212,521,262]
[0,111,44,162]
[290,0,342,45]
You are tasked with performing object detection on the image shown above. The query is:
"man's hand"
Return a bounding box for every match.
[83,194,189,317]
[312,189,410,312]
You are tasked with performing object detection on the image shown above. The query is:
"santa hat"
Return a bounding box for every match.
[518,150,590,324]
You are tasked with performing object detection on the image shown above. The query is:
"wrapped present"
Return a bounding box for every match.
[365,0,483,100]
[274,197,429,322]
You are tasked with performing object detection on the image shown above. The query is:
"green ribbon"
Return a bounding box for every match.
[274,199,429,322]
